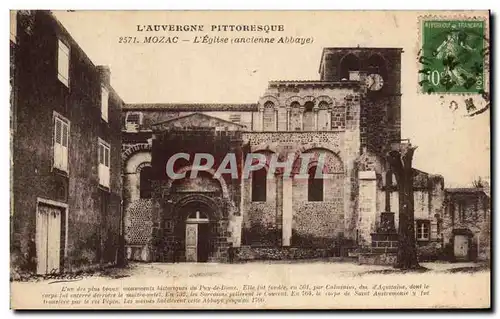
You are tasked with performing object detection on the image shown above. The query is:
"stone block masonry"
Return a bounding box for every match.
[11,11,123,275]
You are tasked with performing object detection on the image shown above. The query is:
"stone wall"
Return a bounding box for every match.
[292,202,345,247]
[318,48,402,156]
[242,178,279,246]
[252,84,360,133]
[358,252,397,266]
[155,192,232,263]
[361,96,401,155]
[235,246,341,261]
[122,150,153,261]
[123,151,151,203]
[365,171,447,249]
[351,149,386,247]
[148,129,243,262]
[124,199,153,261]
[11,11,123,275]
[292,171,345,247]
[117,48,411,261]
[442,190,490,261]
[240,132,352,247]
[357,171,378,247]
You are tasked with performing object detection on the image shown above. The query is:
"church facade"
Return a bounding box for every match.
[9,11,490,278]
[121,47,488,263]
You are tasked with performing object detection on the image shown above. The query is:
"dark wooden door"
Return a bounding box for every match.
[197,223,210,262]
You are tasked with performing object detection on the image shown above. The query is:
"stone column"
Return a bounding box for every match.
[259,106,264,131]
[234,150,245,248]
[314,106,319,131]
[286,107,291,131]
[327,108,333,131]
[282,176,293,246]
[299,106,305,131]
[385,170,392,212]
[275,174,283,246]
[358,171,377,247]
[274,108,279,131]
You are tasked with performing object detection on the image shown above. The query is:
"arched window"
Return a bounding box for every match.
[339,54,360,81]
[366,54,387,78]
[262,101,275,131]
[308,165,323,202]
[252,168,267,202]
[140,166,153,198]
[303,101,315,131]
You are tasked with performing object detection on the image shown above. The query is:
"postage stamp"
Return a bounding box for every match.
[418,17,488,94]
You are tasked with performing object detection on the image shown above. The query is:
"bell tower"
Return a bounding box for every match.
[319,47,402,156]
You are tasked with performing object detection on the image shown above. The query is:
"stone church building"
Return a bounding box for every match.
[10,11,490,277]
[122,47,489,263]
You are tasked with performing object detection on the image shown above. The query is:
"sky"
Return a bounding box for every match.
[53,10,490,187]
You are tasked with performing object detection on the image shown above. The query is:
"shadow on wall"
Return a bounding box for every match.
[242,220,280,247]
[10,237,36,278]
[240,223,356,261]
[415,242,480,262]
[291,231,355,254]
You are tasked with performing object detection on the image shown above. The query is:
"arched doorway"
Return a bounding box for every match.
[166,176,227,263]
[178,201,215,262]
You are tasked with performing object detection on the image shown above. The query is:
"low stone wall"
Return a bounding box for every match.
[126,245,152,262]
[358,252,397,266]
[234,246,337,261]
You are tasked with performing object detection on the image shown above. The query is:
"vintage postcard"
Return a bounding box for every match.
[10,10,490,309]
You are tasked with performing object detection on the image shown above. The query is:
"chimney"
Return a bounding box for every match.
[97,65,111,87]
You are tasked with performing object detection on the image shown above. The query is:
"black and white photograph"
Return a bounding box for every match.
[9,10,491,309]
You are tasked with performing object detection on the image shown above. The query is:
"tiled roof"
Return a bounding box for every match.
[123,103,258,111]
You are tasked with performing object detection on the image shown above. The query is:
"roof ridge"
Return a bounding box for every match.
[123,103,258,111]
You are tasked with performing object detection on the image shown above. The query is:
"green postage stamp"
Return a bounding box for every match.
[419,17,488,94]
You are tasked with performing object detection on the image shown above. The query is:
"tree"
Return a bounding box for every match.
[472,176,485,188]
[387,143,420,269]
